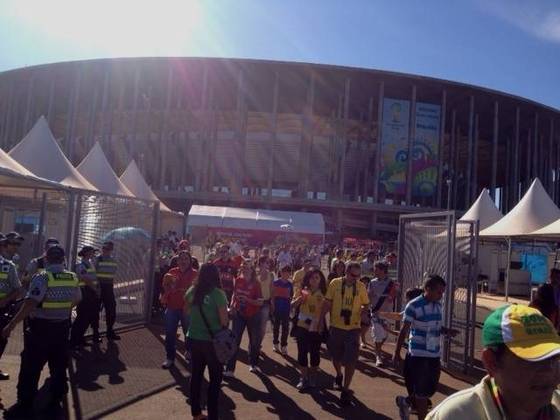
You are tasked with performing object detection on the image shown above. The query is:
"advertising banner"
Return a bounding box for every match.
[379,98,410,196]
[412,102,441,197]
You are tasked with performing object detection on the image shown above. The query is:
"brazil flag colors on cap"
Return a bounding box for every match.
[483,305,560,362]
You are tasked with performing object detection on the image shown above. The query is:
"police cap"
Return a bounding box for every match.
[46,245,65,260]
[78,245,97,257]
[45,237,60,248]
[5,232,24,243]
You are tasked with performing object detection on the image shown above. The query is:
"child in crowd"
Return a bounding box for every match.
[271,265,294,355]
[291,269,327,392]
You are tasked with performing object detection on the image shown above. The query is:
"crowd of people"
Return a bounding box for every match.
[1,229,560,420]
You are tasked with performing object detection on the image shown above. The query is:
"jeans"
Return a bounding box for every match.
[226,312,261,371]
[272,312,290,347]
[190,338,223,420]
[164,308,190,361]
[258,303,270,348]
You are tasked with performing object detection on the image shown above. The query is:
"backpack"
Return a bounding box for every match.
[198,298,238,364]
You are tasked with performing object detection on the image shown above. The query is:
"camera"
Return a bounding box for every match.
[340,309,352,325]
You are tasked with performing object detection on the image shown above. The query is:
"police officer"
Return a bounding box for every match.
[95,240,120,340]
[70,245,101,349]
[22,237,60,289]
[2,245,81,418]
[0,233,23,381]
[3,231,24,273]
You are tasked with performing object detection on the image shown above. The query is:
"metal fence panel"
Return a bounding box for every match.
[74,193,157,328]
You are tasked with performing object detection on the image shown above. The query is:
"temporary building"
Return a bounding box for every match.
[460,188,503,231]
[76,142,134,197]
[8,116,97,191]
[187,205,325,245]
[480,179,560,237]
[479,178,560,300]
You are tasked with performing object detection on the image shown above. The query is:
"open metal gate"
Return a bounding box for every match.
[397,211,478,372]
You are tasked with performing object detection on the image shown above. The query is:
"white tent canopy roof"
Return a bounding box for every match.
[77,143,134,197]
[460,188,503,230]
[480,178,560,237]
[187,205,325,235]
[119,160,174,213]
[9,116,97,191]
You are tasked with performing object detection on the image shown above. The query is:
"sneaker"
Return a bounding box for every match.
[249,365,259,373]
[223,370,235,378]
[396,395,411,420]
[375,356,384,367]
[296,378,309,392]
[0,370,10,380]
[340,389,352,406]
[161,359,174,369]
[281,346,288,355]
[272,344,280,353]
[334,374,343,389]
[308,373,317,388]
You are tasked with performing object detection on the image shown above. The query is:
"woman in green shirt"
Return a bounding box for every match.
[185,263,229,420]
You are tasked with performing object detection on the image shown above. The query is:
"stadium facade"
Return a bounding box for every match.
[0,57,558,239]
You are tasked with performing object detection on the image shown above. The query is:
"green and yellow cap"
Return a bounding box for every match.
[483,304,560,362]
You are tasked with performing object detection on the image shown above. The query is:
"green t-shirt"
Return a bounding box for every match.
[185,286,228,341]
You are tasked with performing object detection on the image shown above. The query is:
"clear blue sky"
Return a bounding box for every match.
[1,0,559,109]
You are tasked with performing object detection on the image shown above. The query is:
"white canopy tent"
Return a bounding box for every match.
[479,179,560,300]
[9,116,97,191]
[120,160,183,233]
[460,188,503,230]
[0,147,66,190]
[76,142,134,197]
[188,205,325,236]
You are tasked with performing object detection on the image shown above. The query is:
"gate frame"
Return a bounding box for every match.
[397,211,479,372]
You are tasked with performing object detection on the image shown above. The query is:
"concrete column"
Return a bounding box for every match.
[66,65,82,160]
[526,129,532,189]
[194,64,208,192]
[235,69,247,196]
[436,90,447,208]
[490,101,499,199]
[533,113,539,179]
[23,75,35,133]
[267,72,279,198]
[46,75,56,125]
[504,135,511,212]
[449,109,456,209]
[465,95,475,207]
[158,65,174,189]
[372,81,385,204]
[99,65,110,144]
[130,66,141,156]
[300,71,315,197]
[472,114,479,202]
[338,78,351,199]
[85,87,98,149]
[548,119,554,196]
[513,107,520,202]
[405,85,417,205]
[453,125,460,209]
[1,83,14,147]
[363,96,374,201]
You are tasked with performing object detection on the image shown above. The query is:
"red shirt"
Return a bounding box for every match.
[162,267,197,310]
[232,276,262,319]
[213,258,238,295]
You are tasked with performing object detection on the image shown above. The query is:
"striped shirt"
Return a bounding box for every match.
[403,295,442,358]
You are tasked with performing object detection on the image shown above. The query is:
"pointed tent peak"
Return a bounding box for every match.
[460,188,503,230]
[9,117,97,191]
[120,160,174,213]
[0,147,36,178]
[76,142,134,197]
[480,178,560,237]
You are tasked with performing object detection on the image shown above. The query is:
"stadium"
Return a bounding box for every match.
[0,57,558,240]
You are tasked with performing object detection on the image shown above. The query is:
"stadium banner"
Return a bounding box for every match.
[379,98,410,196]
[412,102,441,197]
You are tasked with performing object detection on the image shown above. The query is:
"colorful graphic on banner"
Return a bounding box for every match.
[412,102,441,197]
[379,98,410,195]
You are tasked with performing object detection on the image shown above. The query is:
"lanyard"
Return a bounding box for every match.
[341,282,356,309]
[489,378,552,420]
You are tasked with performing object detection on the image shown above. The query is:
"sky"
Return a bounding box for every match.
[0,0,559,109]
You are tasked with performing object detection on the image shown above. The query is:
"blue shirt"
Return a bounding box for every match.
[403,295,442,358]
[272,279,293,316]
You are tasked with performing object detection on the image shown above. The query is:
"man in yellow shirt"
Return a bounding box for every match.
[320,261,369,406]
[292,258,312,295]
[426,305,560,419]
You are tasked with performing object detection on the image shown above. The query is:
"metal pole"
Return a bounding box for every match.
[505,238,512,302]
[146,201,160,324]
[35,192,48,257]
[64,192,76,268]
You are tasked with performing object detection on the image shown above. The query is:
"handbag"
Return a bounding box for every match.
[198,299,238,365]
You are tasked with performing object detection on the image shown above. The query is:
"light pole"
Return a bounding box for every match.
[446,178,452,210]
